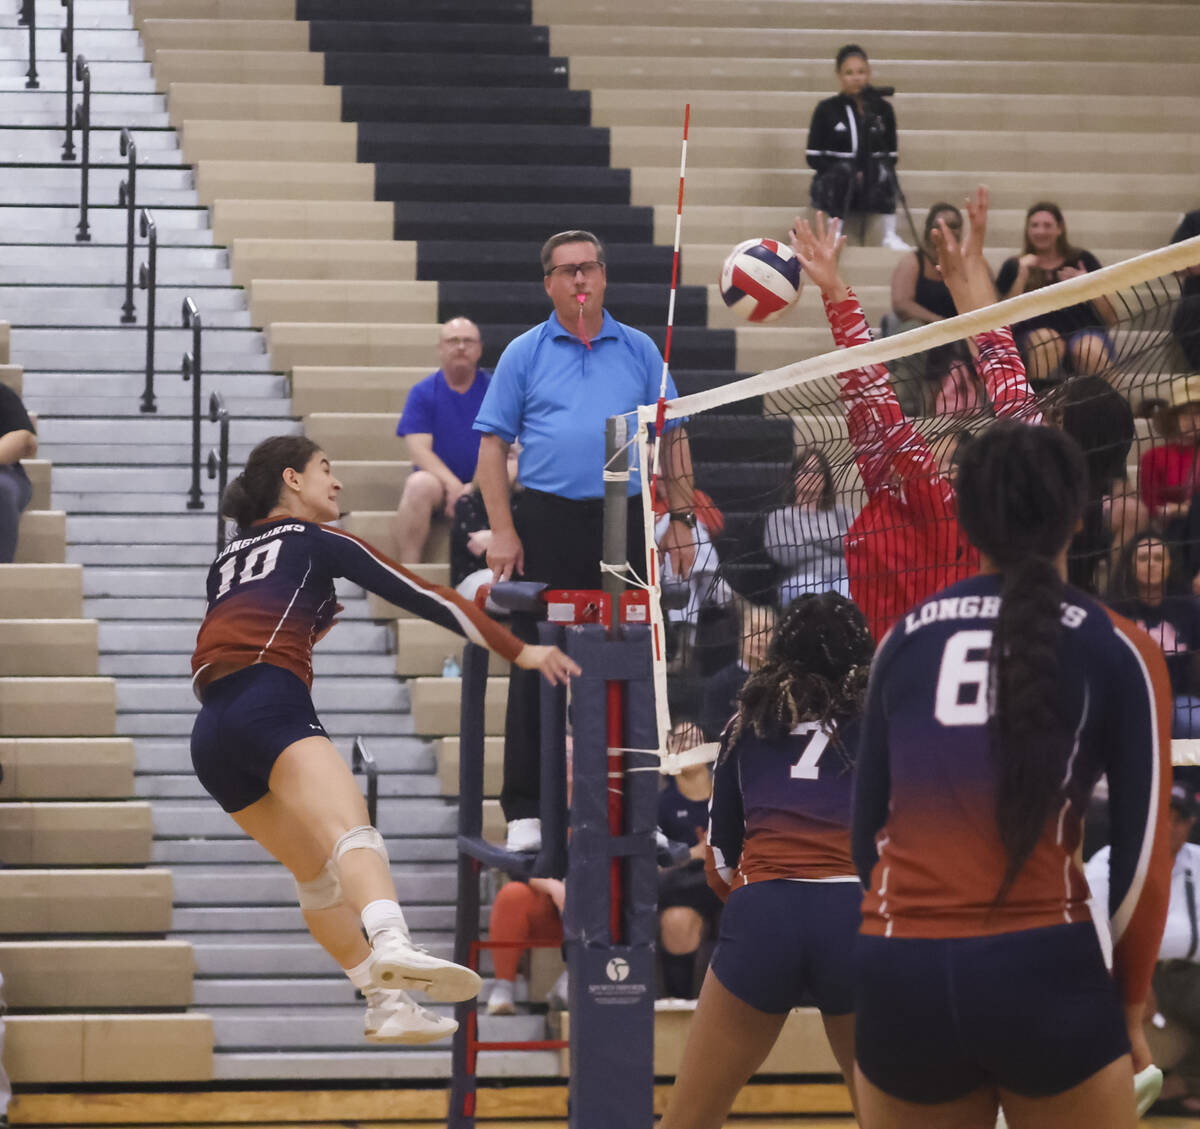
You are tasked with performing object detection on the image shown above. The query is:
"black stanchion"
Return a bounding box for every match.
[137,209,158,413]
[118,129,138,323]
[351,737,380,827]
[74,55,91,242]
[22,0,39,89]
[181,298,204,509]
[60,0,74,158]
[206,390,231,552]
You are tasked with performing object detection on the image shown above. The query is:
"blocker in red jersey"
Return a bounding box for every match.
[719,237,803,323]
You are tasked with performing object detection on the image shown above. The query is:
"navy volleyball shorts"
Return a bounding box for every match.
[190,663,328,813]
[855,921,1130,1103]
[709,878,862,1015]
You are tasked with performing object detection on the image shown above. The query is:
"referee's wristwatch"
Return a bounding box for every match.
[669,511,697,529]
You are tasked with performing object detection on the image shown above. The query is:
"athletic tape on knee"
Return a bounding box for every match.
[294,859,343,911]
[333,824,389,866]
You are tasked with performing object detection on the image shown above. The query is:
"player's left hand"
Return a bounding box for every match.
[661,518,697,580]
[515,644,582,686]
[790,213,847,300]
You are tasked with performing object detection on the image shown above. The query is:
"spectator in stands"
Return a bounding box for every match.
[1172,209,1200,370]
[0,381,36,564]
[475,229,697,853]
[484,875,567,1016]
[700,602,776,742]
[391,317,490,562]
[883,203,966,414]
[657,718,722,1000]
[996,202,1115,385]
[806,45,910,252]
[1108,531,1200,737]
[450,445,521,596]
[1087,783,1200,1116]
[1139,375,1200,531]
[763,446,853,604]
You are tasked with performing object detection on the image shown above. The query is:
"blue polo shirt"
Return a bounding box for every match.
[396,368,491,484]
[473,311,679,499]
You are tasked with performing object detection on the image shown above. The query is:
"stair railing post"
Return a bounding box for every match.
[60,0,75,157]
[137,209,158,413]
[118,129,138,322]
[23,0,39,89]
[181,298,204,509]
[74,55,91,242]
[208,391,231,552]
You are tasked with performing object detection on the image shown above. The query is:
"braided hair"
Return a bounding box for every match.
[954,421,1089,903]
[724,592,875,767]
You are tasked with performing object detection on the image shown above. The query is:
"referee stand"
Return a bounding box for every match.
[448,418,660,1129]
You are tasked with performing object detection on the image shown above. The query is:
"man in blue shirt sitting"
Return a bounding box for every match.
[474,229,698,851]
[392,317,490,561]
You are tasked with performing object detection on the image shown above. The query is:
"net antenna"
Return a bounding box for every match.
[641,103,692,772]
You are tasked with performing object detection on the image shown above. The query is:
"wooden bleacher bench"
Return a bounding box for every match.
[181,118,359,162]
[409,676,508,737]
[0,801,152,865]
[334,460,411,513]
[344,514,449,569]
[0,869,175,933]
[231,241,418,288]
[436,735,504,799]
[0,620,98,676]
[153,49,324,89]
[248,279,439,326]
[0,677,116,737]
[142,17,310,60]
[306,413,406,462]
[394,619,511,678]
[212,199,394,244]
[132,0,295,26]
[292,366,428,415]
[195,160,377,206]
[167,82,342,127]
[0,564,84,619]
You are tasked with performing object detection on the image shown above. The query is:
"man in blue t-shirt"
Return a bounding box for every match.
[392,317,490,561]
[473,229,698,851]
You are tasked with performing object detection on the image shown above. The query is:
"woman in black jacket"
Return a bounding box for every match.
[805,45,908,251]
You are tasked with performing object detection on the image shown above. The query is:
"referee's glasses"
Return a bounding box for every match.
[545,260,605,279]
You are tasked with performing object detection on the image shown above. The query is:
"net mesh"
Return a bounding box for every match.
[630,234,1200,765]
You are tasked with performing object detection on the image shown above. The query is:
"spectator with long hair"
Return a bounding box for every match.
[996,201,1115,385]
[853,422,1172,1129]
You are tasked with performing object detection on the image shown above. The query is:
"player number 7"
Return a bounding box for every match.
[789,721,831,780]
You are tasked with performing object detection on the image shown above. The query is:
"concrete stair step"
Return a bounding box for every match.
[133,734,434,774]
[230,238,417,287]
[0,563,84,619]
[151,834,454,865]
[100,617,391,654]
[26,370,281,399]
[305,413,404,462]
[172,865,454,906]
[410,675,506,737]
[0,282,244,313]
[0,206,210,244]
[0,72,159,95]
[292,366,429,416]
[118,675,408,715]
[69,543,219,566]
[0,29,146,60]
[4,0,133,27]
[212,199,393,244]
[435,735,503,799]
[174,903,458,935]
[44,416,294,452]
[193,978,365,1008]
[49,439,286,467]
[209,1047,558,1081]
[0,800,151,864]
[107,650,398,678]
[41,395,291,418]
[0,737,134,800]
[395,619,508,678]
[0,867,174,933]
[0,676,116,737]
[152,796,457,839]
[11,328,268,373]
[85,595,372,621]
[195,160,376,206]
[248,279,437,327]
[167,83,341,128]
[0,940,195,1008]
[15,510,67,565]
[0,619,98,677]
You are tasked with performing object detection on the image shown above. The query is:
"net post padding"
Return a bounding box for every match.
[644,233,1200,425]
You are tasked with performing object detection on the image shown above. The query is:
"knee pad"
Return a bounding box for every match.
[295,859,343,911]
[333,824,389,866]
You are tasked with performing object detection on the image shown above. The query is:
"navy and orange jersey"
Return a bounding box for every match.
[826,290,1040,643]
[853,572,1173,1007]
[706,717,860,900]
[191,518,524,693]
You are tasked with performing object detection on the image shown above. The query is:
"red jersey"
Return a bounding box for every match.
[705,717,859,900]
[192,518,522,693]
[1139,441,1197,519]
[827,291,1040,642]
[853,575,1173,1007]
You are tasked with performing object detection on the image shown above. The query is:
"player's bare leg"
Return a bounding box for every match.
[658,969,789,1129]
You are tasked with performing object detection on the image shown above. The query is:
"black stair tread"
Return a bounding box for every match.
[310,21,550,55]
[418,241,674,284]
[299,0,532,23]
[359,124,609,167]
[377,164,628,206]
[395,202,653,244]
[438,280,706,328]
[324,53,568,88]
[473,323,734,370]
[340,86,590,126]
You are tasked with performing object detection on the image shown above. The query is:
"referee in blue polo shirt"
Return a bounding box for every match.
[474,229,698,852]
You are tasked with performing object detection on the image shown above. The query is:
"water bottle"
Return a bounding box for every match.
[441,654,461,679]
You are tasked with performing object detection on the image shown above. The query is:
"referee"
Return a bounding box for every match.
[474,229,697,851]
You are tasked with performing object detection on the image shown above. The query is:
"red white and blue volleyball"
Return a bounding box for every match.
[719,238,803,323]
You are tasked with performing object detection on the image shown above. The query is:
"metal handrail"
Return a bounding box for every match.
[60,0,74,158]
[74,55,91,242]
[351,738,380,826]
[206,391,231,552]
[20,0,38,89]
[181,298,204,509]
[137,208,158,413]
[118,129,138,323]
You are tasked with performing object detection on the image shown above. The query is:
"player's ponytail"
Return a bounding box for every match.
[955,421,1089,903]
[223,435,321,530]
[726,591,874,765]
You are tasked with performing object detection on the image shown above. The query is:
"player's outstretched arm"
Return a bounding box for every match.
[790,213,848,305]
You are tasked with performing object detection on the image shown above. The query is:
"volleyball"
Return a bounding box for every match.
[719,237,804,323]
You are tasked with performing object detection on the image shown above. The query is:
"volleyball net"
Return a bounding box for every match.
[623,233,1200,770]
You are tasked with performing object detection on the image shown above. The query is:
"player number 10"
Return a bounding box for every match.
[215,539,283,600]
